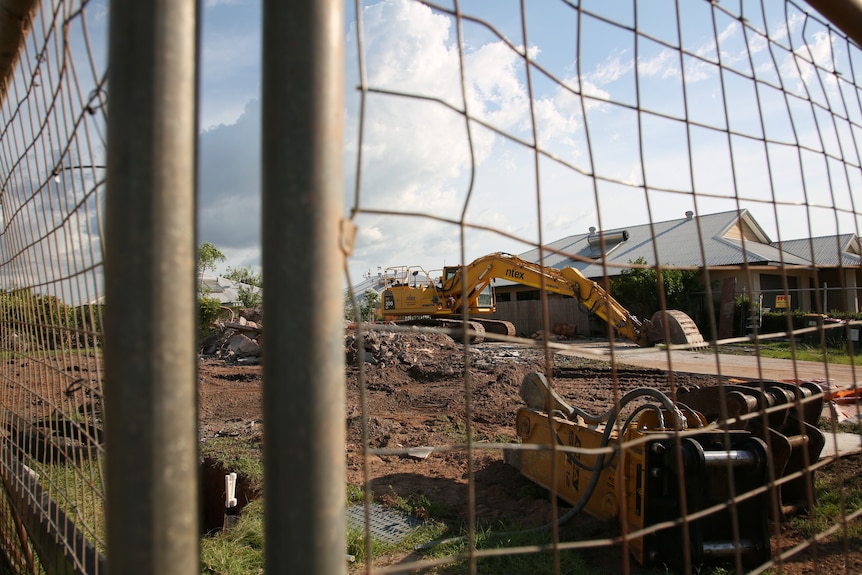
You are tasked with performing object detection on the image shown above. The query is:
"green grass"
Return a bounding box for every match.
[43,456,105,554]
[201,500,264,575]
[346,483,365,505]
[346,487,452,564]
[200,436,264,492]
[384,488,450,519]
[433,414,468,442]
[786,463,862,541]
[197,437,266,574]
[718,341,859,364]
[422,525,596,575]
[818,417,861,435]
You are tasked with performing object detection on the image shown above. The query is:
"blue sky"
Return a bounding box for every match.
[195,1,861,280]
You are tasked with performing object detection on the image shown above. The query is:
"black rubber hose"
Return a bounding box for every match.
[417,386,683,549]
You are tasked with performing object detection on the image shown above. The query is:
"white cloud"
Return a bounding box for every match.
[199,0,261,129]
[777,29,842,104]
[717,20,739,44]
[197,99,261,258]
[192,0,859,284]
[588,50,633,86]
[638,49,677,78]
[358,225,385,243]
[346,0,548,271]
[464,41,530,131]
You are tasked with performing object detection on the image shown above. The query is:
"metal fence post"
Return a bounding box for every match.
[0,0,39,105]
[261,1,346,573]
[103,2,200,574]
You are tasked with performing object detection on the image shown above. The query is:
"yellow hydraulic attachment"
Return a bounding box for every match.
[507,372,824,569]
[381,252,704,346]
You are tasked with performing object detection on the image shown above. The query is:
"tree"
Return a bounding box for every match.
[198,242,226,294]
[199,242,226,274]
[224,266,262,287]
[610,258,701,320]
[225,266,263,308]
[345,289,381,323]
[0,289,72,349]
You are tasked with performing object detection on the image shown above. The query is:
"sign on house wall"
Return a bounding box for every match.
[775,294,789,309]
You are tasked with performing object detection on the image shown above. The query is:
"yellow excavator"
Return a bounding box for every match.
[381,252,705,347]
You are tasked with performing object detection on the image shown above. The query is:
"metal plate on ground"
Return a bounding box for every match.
[346,503,422,543]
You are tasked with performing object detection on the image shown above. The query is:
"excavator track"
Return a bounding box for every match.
[469,319,516,338]
[649,309,706,348]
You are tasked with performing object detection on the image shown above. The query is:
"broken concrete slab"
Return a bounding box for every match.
[820,432,862,459]
[227,333,261,358]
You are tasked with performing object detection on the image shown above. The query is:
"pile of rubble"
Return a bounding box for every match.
[201,313,550,373]
[344,328,458,367]
[199,308,263,362]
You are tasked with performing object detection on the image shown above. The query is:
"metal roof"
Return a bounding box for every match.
[350,210,859,294]
[510,210,816,283]
[347,273,388,297]
[199,273,261,306]
[773,234,862,267]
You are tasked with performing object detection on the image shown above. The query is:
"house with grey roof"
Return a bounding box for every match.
[199,273,261,307]
[488,209,861,336]
[347,270,388,300]
[772,234,862,313]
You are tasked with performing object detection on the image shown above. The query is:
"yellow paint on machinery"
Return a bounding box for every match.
[381,252,705,347]
[507,372,824,569]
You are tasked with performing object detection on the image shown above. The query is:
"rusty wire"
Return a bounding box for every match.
[350,1,862,574]
[0,0,857,574]
[0,0,106,573]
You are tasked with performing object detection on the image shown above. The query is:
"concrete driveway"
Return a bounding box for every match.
[558,339,860,391]
[557,339,862,458]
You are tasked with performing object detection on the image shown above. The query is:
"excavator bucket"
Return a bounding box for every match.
[648,309,706,348]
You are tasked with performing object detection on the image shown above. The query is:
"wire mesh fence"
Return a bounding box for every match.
[346,1,862,574]
[0,0,106,573]
[0,0,857,574]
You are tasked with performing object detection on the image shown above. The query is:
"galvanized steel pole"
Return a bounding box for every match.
[0,0,39,106]
[103,2,200,574]
[804,0,862,48]
[261,0,346,573]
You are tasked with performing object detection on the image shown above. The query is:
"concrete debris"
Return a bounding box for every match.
[227,334,260,357]
[819,431,862,459]
[407,446,434,459]
[200,308,263,361]
[344,328,458,367]
[823,401,862,425]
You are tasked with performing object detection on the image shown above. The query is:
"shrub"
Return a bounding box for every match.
[199,297,223,338]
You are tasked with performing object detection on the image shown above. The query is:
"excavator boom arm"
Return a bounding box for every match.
[382,252,704,347]
[443,253,650,346]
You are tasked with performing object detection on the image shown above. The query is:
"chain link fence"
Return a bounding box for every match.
[0,1,857,574]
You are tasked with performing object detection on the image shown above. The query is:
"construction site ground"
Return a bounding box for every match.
[197,330,862,574]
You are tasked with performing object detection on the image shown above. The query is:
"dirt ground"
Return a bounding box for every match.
[196,328,862,574]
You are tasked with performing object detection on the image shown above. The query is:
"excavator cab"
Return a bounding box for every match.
[476,284,494,310]
[440,265,495,312]
[441,266,460,290]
